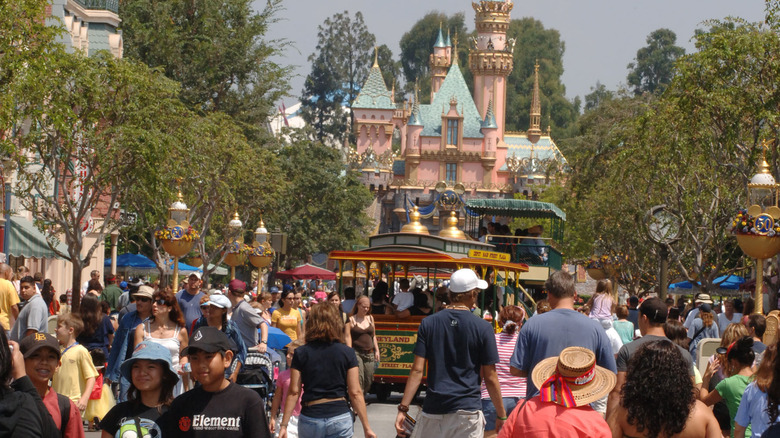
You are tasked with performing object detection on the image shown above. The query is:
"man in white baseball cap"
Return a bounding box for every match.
[395,268,506,437]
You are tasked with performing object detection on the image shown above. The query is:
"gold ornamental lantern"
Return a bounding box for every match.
[223,211,246,279]
[158,187,198,287]
[400,206,430,235]
[249,215,274,269]
[734,141,780,314]
[438,211,466,240]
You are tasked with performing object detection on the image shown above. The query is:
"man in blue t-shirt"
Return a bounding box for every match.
[510,270,617,412]
[394,268,506,438]
[176,272,205,334]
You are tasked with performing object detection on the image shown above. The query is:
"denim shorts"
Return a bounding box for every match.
[481,397,520,431]
[297,411,353,438]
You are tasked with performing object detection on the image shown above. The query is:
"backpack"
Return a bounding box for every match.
[56,394,71,435]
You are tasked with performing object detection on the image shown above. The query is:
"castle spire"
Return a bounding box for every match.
[434,23,446,48]
[373,46,379,68]
[446,28,452,47]
[452,32,459,64]
[528,60,542,144]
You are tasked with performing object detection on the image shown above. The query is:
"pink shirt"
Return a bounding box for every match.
[589,294,613,320]
[481,332,526,399]
[277,368,303,416]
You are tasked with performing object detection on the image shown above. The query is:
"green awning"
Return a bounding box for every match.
[7,216,68,258]
[466,199,566,221]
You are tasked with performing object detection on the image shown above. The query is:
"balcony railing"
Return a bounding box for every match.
[72,0,118,13]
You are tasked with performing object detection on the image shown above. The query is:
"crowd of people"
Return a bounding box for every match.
[5,261,780,438]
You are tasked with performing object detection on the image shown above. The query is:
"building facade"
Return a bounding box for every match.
[351,0,567,234]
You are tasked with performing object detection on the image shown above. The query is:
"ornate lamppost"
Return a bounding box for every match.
[249,214,274,293]
[223,212,246,280]
[156,189,198,287]
[732,143,780,314]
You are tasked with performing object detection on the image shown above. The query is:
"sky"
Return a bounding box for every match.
[260,0,767,108]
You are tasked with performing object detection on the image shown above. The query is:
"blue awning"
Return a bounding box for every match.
[6,216,68,259]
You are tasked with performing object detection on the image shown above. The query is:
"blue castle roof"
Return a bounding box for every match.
[418,61,483,138]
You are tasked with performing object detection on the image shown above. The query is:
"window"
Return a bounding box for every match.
[447,119,459,146]
[446,163,457,182]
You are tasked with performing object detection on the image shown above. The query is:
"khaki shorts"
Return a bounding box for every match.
[411,410,485,438]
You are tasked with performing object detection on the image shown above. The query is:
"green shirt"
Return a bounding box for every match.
[101,284,123,312]
[715,374,752,437]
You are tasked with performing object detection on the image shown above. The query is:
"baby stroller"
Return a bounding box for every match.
[236,348,278,424]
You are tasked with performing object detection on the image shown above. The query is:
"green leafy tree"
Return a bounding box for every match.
[583,81,614,112]
[300,53,348,145]
[504,18,579,139]
[273,135,373,262]
[627,28,685,96]
[119,0,288,141]
[309,11,376,125]
[5,50,184,309]
[377,44,403,101]
[398,12,469,100]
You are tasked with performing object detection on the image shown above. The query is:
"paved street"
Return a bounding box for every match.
[85,392,424,438]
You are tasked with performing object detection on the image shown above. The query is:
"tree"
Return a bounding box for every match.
[272,135,373,262]
[300,53,348,145]
[377,44,403,102]
[309,11,376,125]
[583,81,614,112]
[504,18,579,139]
[6,49,184,309]
[119,0,289,141]
[398,12,469,100]
[627,28,685,96]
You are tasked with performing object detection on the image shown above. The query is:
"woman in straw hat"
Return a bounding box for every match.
[498,346,615,437]
[609,340,719,438]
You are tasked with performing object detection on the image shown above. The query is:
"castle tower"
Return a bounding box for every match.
[527,61,542,144]
[468,0,514,139]
[429,24,452,97]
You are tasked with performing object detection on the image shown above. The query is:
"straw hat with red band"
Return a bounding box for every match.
[531,346,616,408]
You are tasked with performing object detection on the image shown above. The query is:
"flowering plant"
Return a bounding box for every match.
[155,225,199,242]
[729,209,780,236]
[586,254,626,270]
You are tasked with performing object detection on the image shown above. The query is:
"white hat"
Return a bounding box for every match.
[203,293,231,309]
[449,268,488,293]
[188,272,202,279]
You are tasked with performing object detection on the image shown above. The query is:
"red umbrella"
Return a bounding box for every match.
[275,263,337,280]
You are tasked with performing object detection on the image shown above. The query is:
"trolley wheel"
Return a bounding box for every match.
[375,383,392,402]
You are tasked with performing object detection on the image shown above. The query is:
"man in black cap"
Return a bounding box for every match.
[164,326,270,437]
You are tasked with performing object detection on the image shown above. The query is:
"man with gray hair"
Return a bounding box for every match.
[510,270,616,412]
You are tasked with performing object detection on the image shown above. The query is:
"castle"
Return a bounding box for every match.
[350,0,567,234]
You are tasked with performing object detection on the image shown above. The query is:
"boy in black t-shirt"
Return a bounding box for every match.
[164,326,270,437]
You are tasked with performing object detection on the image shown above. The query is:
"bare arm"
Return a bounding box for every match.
[78,376,95,411]
[23,328,37,338]
[606,371,626,421]
[482,364,506,433]
[699,361,723,405]
[372,317,381,362]
[278,368,301,438]
[344,320,353,348]
[394,355,426,437]
[133,323,144,347]
[509,366,527,377]
[269,387,283,434]
[347,366,376,438]
[734,424,747,438]
[258,323,268,354]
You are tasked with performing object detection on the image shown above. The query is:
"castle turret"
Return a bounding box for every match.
[469,0,514,139]
[528,61,542,144]
[430,23,452,97]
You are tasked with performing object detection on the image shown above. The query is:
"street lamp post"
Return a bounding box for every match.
[249,214,274,293]
[225,211,244,280]
[733,142,780,314]
[157,189,197,288]
[647,205,681,301]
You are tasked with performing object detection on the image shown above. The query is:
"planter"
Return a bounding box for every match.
[249,254,273,268]
[587,268,607,281]
[736,233,780,259]
[223,252,247,267]
[161,239,194,258]
[187,256,203,267]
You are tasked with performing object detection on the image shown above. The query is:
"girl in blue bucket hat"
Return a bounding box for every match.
[99,341,178,437]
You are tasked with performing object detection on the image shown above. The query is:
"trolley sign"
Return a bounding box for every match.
[467,249,510,262]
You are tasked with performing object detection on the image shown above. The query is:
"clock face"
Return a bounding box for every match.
[648,206,681,244]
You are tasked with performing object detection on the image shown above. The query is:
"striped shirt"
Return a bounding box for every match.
[481,331,526,399]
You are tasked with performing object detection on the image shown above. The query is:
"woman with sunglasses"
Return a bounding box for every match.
[134,287,189,396]
[192,293,248,382]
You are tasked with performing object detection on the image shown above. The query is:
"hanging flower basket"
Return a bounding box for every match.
[587,268,608,281]
[156,225,199,258]
[730,209,780,259]
[223,241,251,267]
[735,234,780,260]
[187,255,203,267]
[248,243,274,268]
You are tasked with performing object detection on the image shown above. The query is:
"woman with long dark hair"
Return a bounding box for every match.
[41,279,59,315]
[99,341,178,437]
[76,294,114,358]
[279,302,376,438]
[610,339,719,437]
[701,336,755,436]
[272,290,302,341]
[133,288,189,396]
